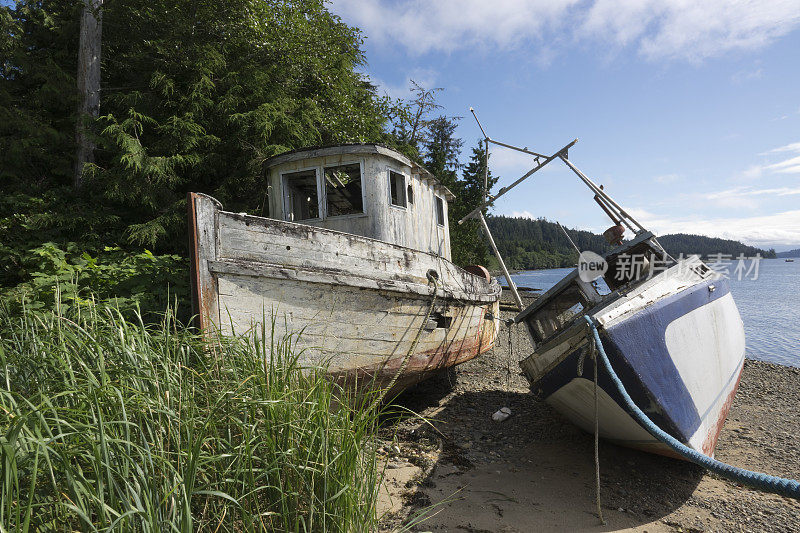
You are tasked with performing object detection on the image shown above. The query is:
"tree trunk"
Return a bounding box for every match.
[74,0,103,189]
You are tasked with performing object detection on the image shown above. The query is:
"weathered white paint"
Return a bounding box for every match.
[189,192,501,395]
[519,257,745,456]
[265,145,453,260]
[519,324,587,383]
[548,378,657,444]
[596,256,710,328]
[665,293,745,451]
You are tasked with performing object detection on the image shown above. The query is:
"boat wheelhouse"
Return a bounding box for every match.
[188,144,501,397]
[263,144,456,259]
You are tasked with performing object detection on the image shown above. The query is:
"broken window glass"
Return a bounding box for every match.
[324,163,363,216]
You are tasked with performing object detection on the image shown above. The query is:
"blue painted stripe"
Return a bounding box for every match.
[603,277,731,440]
[534,277,732,444]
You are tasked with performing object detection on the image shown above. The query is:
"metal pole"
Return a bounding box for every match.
[478,213,523,311]
[470,107,489,138]
[559,155,646,233]
[483,141,489,196]
[557,222,581,256]
[459,138,578,224]
[486,138,547,159]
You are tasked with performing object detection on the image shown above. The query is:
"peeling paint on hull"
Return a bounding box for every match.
[188,192,502,396]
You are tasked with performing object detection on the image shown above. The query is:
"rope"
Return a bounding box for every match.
[590,331,605,524]
[371,276,439,408]
[584,315,800,500]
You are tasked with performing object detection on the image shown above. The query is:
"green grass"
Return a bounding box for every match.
[0,301,384,532]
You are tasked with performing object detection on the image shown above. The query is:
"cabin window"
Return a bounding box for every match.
[435,195,445,226]
[528,284,586,343]
[389,170,407,208]
[283,169,319,221]
[407,183,414,204]
[324,163,363,217]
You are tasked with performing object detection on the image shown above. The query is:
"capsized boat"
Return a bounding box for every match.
[188,144,501,397]
[454,115,745,458]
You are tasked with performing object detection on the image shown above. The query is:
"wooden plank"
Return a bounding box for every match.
[214,273,488,365]
[188,193,222,331]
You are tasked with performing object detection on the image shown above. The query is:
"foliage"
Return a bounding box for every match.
[90,0,393,247]
[386,80,442,159]
[0,303,384,531]
[1,0,404,312]
[485,217,777,271]
[0,242,188,318]
[417,113,499,266]
[0,0,80,188]
[0,188,125,288]
[487,215,611,270]
[2,0,395,247]
[448,140,499,266]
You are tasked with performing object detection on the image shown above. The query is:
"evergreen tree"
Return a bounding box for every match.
[422,115,462,187]
[1,0,393,251]
[456,140,499,266]
[0,0,398,291]
[1,0,80,189]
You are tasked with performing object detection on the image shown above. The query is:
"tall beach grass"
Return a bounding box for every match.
[0,301,383,532]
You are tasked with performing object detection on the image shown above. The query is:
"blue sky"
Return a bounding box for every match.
[330,1,800,250]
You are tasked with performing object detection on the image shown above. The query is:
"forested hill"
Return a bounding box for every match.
[777,249,800,258]
[657,234,776,260]
[485,216,776,271]
[486,216,611,270]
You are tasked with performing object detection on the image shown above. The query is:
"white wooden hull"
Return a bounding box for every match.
[189,193,501,396]
[521,264,745,458]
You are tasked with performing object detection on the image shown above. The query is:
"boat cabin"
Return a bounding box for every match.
[263,144,456,260]
[514,232,691,347]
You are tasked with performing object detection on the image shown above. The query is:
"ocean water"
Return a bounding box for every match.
[505,259,800,367]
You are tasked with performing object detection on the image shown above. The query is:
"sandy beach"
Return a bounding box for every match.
[378,291,800,532]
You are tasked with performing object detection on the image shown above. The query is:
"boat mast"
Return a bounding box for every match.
[462,109,667,308]
[466,108,529,311]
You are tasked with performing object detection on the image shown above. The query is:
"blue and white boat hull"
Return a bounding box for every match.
[521,267,745,457]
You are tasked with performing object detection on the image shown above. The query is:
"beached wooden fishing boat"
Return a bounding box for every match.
[188,144,501,396]
[450,113,745,458]
[517,232,745,457]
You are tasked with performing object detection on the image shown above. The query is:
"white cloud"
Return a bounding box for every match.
[731,67,763,83]
[331,0,800,62]
[654,173,680,184]
[735,140,800,181]
[765,155,800,174]
[737,164,764,181]
[702,186,800,209]
[761,142,800,155]
[333,0,580,55]
[511,210,537,219]
[627,207,800,247]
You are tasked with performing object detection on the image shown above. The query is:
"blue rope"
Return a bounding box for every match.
[584,315,800,500]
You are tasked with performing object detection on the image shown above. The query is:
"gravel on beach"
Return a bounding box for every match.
[378,290,800,532]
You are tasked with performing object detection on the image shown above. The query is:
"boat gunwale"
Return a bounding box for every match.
[213,199,501,297]
[208,257,501,304]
